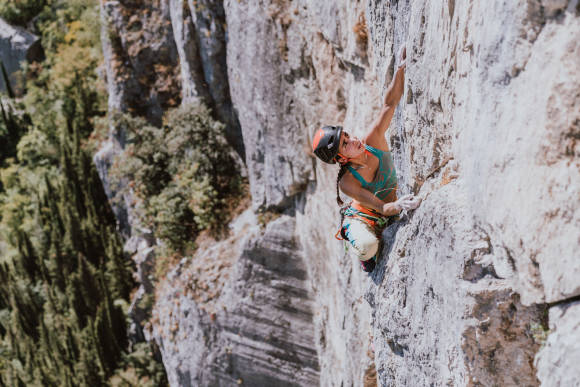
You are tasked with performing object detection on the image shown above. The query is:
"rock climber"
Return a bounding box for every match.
[311,46,421,273]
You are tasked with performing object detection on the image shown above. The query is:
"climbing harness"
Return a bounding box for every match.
[335,202,397,241]
[333,144,399,241]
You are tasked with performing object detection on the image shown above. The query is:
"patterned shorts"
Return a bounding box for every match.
[341,217,380,261]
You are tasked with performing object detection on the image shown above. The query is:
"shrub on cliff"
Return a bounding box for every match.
[110,102,243,255]
[0,0,46,27]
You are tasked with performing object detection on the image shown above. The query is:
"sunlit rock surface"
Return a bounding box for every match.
[535,301,580,387]
[94,0,580,385]
[151,215,319,386]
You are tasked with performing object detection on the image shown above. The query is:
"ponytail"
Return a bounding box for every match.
[336,163,349,206]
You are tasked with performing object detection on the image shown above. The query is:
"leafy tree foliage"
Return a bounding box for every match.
[0,64,32,172]
[110,102,243,257]
[0,0,47,27]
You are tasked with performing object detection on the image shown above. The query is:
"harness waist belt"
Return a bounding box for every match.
[350,202,382,218]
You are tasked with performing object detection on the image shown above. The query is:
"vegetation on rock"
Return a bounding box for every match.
[109,102,244,278]
[0,0,46,27]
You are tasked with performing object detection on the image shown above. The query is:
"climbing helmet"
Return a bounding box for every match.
[312,125,343,164]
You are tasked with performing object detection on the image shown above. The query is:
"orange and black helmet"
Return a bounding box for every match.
[312,126,343,164]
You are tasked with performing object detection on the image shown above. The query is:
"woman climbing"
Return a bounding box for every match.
[311,46,421,273]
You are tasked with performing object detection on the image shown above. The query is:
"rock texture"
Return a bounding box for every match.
[535,301,580,387]
[0,17,43,94]
[365,190,544,386]
[100,0,243,156]
[185,0,244,159]
[225,0,317,210]
[93,0,580,385]
[363,1,579,385]
[151,215,320,386]
[100,0,181,123]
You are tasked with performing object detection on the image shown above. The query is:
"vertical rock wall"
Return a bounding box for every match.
[100,0,181,123]
[225,1,384,383]
[151,215,320,386]
[363,1,579,385]
[225,0,579,385]
[96,0,323,385]
[94,0,579,385]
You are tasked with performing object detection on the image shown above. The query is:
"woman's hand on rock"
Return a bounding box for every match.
[380,194,420,216]
[397,44,406,70]
[393,193,422,212]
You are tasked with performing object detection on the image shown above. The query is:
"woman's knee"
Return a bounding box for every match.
[356,236,378,260]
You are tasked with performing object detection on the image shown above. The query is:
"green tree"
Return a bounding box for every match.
[0,0,47,26]
[0,1,167,384]
[110,102,244,259]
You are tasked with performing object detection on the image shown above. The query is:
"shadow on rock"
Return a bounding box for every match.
[370,218,407,286]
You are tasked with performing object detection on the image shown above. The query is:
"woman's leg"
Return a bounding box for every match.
[343,217,379,261]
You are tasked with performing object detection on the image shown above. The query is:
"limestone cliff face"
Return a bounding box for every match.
[151,214,320,386]
[95,0,579,386]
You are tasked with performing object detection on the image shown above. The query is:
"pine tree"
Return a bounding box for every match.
[1,4,166,384]
[15,231,40,282]
[1,70,139,386]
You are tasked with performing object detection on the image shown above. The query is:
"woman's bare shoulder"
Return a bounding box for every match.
[363,131,390,152]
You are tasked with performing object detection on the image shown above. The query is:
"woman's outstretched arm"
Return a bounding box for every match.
[384,55,406,107]
[364,47,407,148]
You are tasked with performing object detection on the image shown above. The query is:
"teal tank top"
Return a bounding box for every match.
[346,144,397,201]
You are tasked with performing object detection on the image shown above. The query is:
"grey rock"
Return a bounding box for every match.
[93,0,580,385]
[169,0,211,104]
[169,0,245,159]
[93,135,131,237]
[0,17,43,94]
[224,0,318,211]
[152,215,319,386]
[100,0,181,124]
[186,0,245,160]
[535,301,580,386]
[366,187,543,386]
[93,111,159,347]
